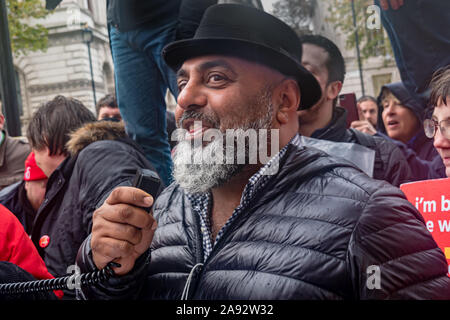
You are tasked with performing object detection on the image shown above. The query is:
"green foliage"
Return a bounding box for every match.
[327,0,393,63]
[272,0,316,36]
[7,0,50,56]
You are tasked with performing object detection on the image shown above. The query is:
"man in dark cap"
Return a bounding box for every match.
[77,4,450,300]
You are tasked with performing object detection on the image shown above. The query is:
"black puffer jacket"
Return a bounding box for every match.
[311,107,412,186]
[77,137,450,299]
[31,121,155,298]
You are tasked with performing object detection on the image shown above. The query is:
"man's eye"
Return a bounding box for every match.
[211,75,223,81]
[207,73,227,84]
[178,80,187,91]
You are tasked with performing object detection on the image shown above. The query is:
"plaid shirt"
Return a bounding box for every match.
[186,135,300,262]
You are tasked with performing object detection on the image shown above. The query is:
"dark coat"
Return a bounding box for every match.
[77,138,450,300]
[0,181,35,235]
[29,121,155,298]
[0,131,30,190]
[310,107,412,186]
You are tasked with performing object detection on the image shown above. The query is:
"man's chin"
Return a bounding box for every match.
[174,163,244,194]
[172,138,242,193]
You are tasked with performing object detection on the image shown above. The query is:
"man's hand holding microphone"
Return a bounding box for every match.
[90,187,157,276]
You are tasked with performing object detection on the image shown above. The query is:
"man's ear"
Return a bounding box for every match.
[326,81,343,101]
[0,115,4,129]
[275,79,301,125]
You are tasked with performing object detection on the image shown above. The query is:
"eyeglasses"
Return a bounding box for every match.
[423,118,450,139]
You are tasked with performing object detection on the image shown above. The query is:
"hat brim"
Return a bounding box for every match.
[163,38,322,110]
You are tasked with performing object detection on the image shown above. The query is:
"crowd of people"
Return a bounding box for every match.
[0,1,449,301]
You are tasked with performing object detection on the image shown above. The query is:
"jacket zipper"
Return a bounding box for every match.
[187,194,270,299]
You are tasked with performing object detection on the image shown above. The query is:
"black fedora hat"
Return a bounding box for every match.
[162,4,321,110]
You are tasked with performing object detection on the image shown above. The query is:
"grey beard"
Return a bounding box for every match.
[172,96,273,195]
[172,135,245,194]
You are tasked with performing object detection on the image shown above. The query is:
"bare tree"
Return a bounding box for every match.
[272,0,316,36]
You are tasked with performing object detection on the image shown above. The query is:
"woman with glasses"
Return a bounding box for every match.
[424,66,450,177]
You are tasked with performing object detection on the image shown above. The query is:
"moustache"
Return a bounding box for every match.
[177,109,220,129]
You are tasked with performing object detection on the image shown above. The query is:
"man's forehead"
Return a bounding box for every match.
[100,106,120,112]
[301,43,328,68]
[360,100,377,108]
[180,55,241,71]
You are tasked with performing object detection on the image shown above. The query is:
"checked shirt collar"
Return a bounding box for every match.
[186,135,300,262]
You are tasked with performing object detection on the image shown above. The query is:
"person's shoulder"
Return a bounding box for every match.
[82,137,131,153]
[372,134,410,168]
[10,136,28,144]
[371,134,398,151]
[328,157,407,202]
[318,163,419,239]
[0,181,21,201]
[287,142,387,201]
[0,203,22,235]
[66,121,129,155]
[5,135,29,150]
[3,136,30,163]
[318,161,391,198]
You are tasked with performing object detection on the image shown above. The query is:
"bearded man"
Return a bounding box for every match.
[76,4,450,300]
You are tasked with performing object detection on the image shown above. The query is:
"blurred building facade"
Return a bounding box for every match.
[13,0,113,133]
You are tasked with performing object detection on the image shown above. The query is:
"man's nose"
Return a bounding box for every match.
[176,81,207,111]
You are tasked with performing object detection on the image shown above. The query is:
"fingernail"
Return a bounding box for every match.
[151,221,158,231]
[143,196,153,206]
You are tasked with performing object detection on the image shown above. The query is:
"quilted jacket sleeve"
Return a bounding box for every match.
[347,183,450,299]
[76,234,150,300]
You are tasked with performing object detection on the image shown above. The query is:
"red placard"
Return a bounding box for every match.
[400,178,450,275]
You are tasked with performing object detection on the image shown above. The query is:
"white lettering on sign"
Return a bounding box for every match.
[442,195,450,212]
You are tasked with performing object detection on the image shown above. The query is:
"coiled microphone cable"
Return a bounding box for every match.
[0,262,119,295]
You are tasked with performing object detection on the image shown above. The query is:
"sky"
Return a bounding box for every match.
[261,0,277,13]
